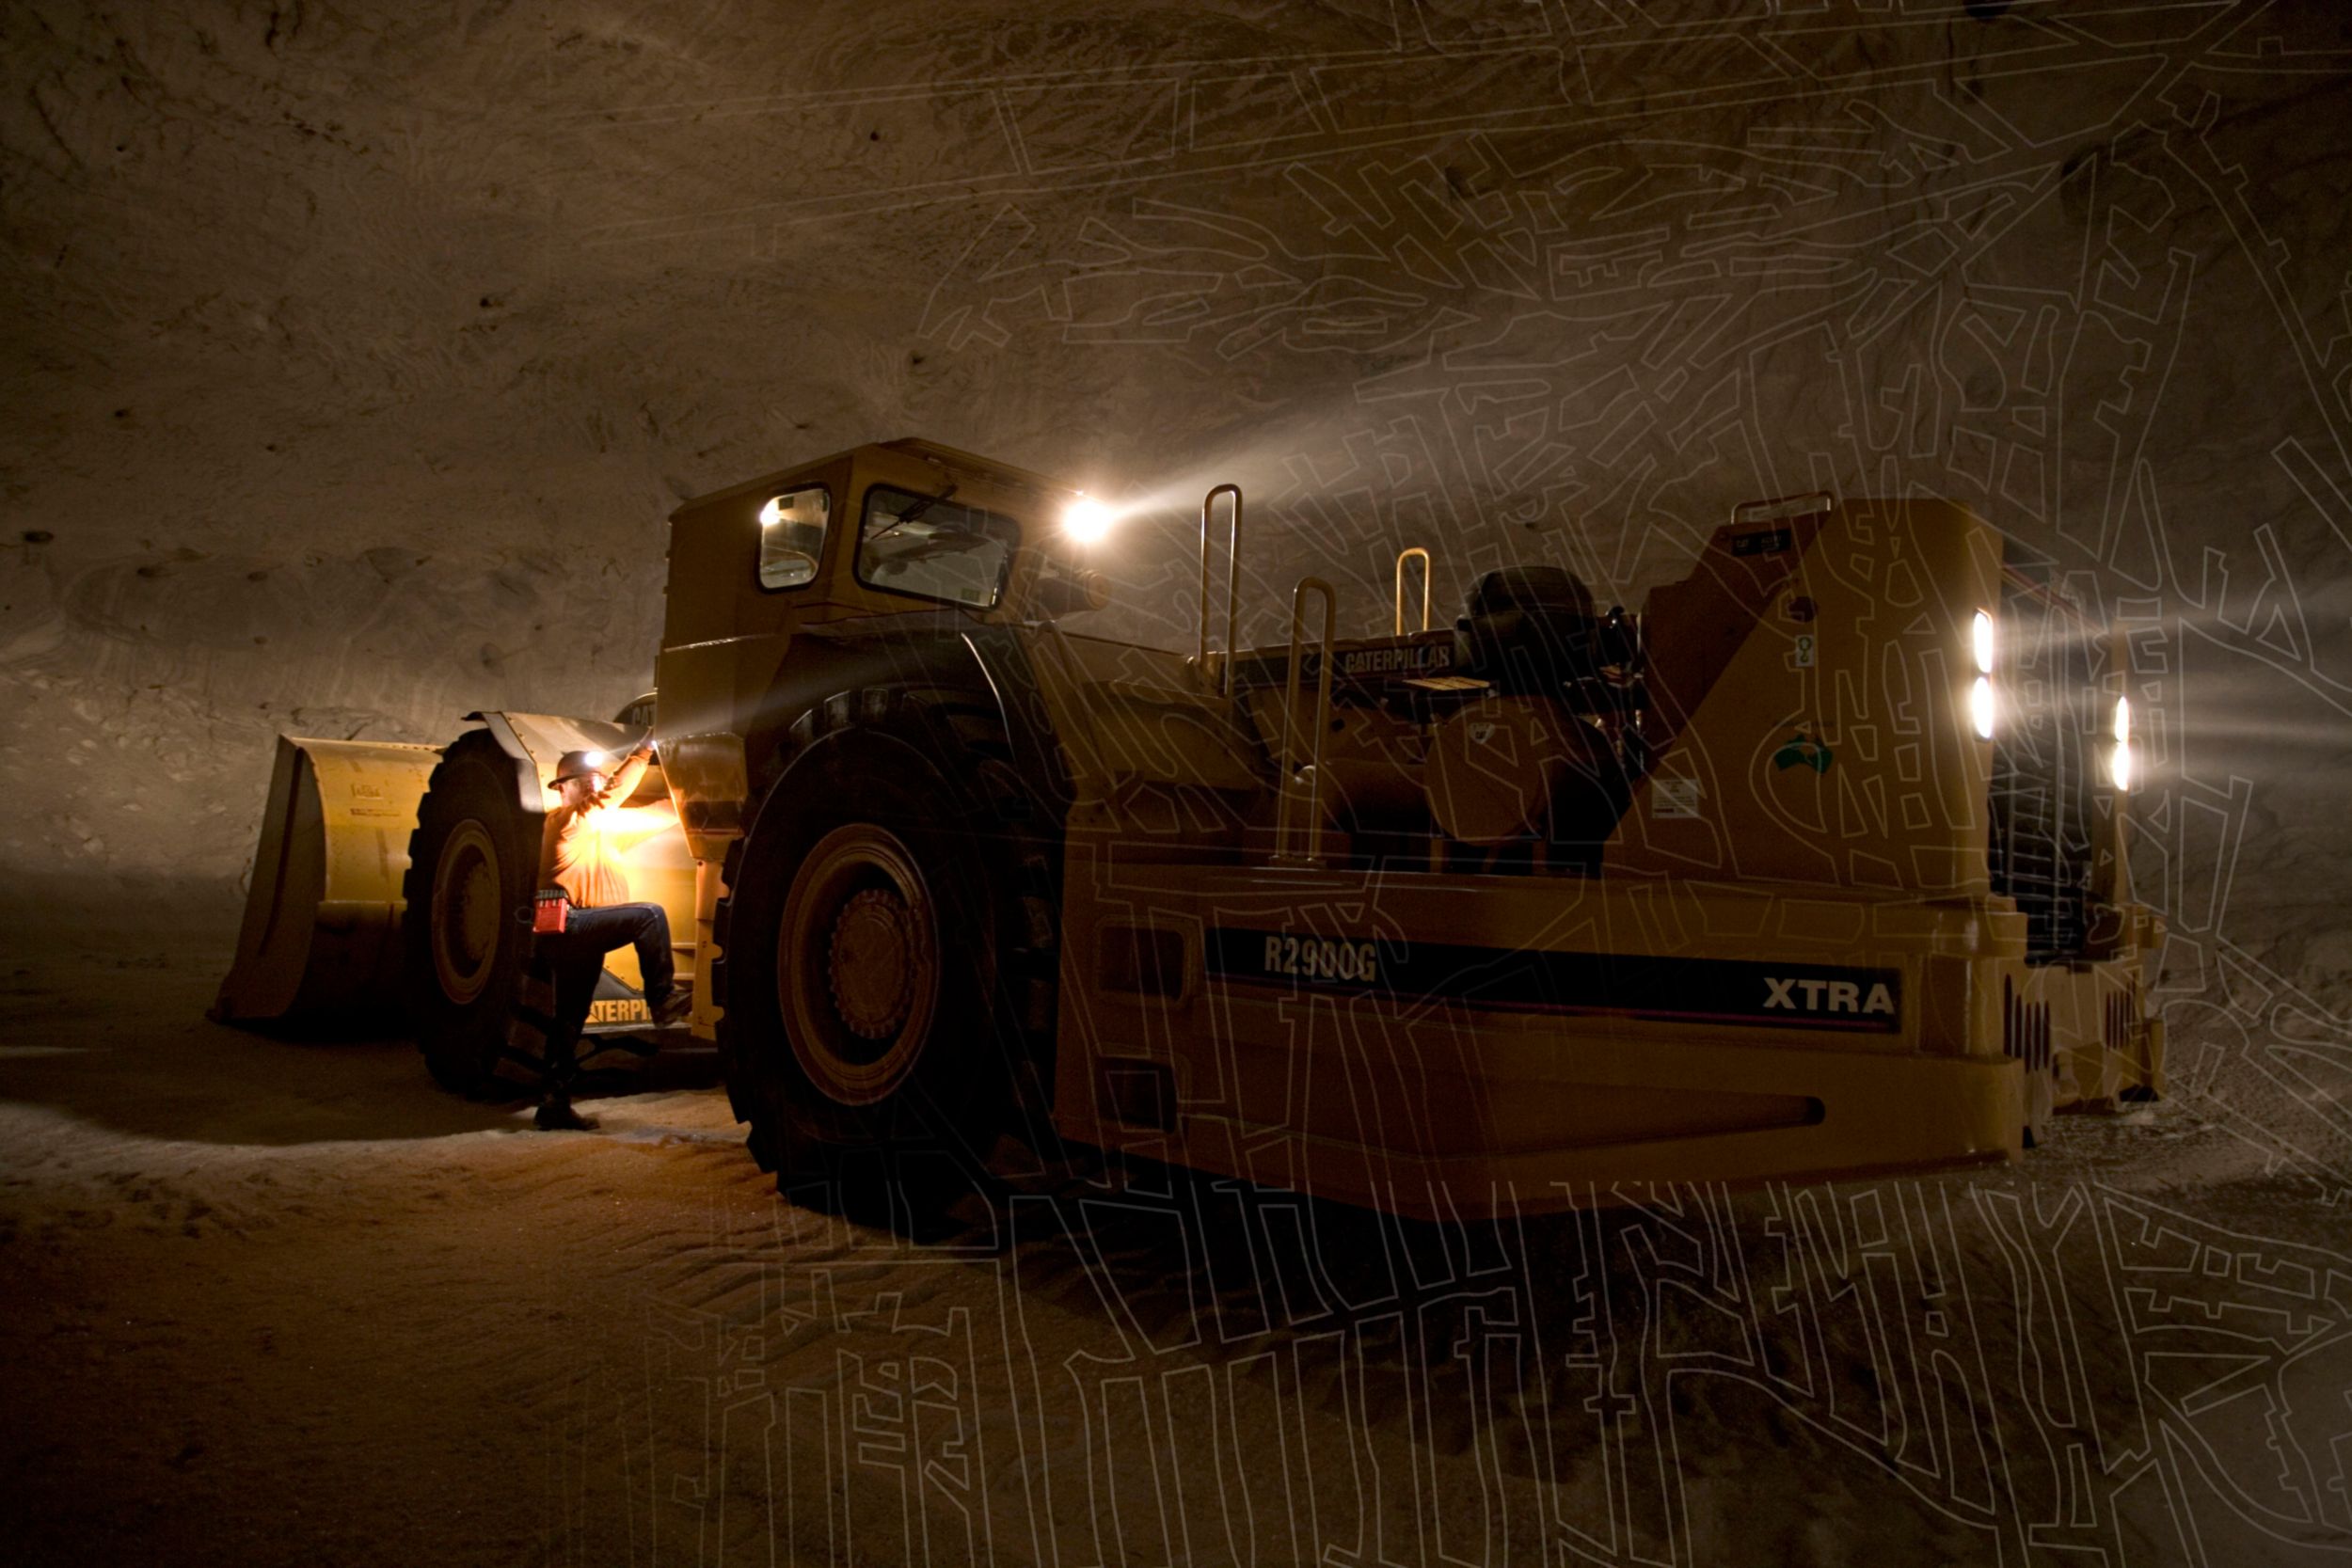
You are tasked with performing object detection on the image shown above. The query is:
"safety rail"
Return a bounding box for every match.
[1274,576,1338,865]
[1393,546,1430,635]
[1199,483,1245,697]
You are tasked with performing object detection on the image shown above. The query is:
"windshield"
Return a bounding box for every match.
[854,484,1020,610]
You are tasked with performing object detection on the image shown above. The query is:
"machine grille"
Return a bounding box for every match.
[1988,562,2100,964]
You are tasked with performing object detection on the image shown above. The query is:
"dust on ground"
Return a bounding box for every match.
[4,932,2347,1568]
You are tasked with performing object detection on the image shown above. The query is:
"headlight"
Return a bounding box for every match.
[1970,675,1995,740]
[2109,695,2133,790]
[1972,609,1995,674]
[1062,494,1113,544]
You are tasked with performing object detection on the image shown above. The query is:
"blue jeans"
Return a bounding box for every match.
[542,902,674,1049]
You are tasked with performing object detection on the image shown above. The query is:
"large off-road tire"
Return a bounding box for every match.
[713,689,1058,1227]
[403,731,540,1096]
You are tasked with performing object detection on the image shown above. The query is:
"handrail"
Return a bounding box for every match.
[1199,483,1244,696]
[1393,546,1430,635]
[1730,491,1836,526]
[1998,562,2095,628]
[1274,576,1338,864]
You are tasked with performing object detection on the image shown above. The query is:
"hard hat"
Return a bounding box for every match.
[552,749,611,784]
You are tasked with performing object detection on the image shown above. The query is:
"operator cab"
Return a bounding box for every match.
[668,436,1108,660]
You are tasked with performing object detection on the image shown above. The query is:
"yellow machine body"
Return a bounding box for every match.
[1031,496,2158,1213]
[1055,871,2026,1215]
[637,444,2163,1217]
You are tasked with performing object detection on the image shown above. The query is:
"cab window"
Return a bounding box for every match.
[756,487,831,590]
[854,485,1019,610]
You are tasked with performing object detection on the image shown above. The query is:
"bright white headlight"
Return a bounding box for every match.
[758,497,785,528]
[1970,675,1995,740]
[1063,495,1113,544]
[1972,609,1995,675]
[2109,695,2133,790]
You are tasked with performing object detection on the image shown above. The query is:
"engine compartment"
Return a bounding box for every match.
[1220,508,1829,871]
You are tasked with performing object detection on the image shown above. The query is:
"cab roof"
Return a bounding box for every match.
[668,437,1077,520]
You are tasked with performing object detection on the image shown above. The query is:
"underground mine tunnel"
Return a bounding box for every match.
[5,5,2352,1565]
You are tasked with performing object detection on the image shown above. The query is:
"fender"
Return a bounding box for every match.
[464,708,667,814]
[961,625,1075,823]
[739,617,1072,826]
[461,710,548,817]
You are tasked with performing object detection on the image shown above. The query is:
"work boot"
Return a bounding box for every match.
[533,1096,596,1132]
[647,988,691,1028]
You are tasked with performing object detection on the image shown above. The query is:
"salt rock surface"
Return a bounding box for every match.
[3,3,2349,1088]
[8,8,2352,1565]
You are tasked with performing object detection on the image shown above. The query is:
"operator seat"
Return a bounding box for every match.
[1455,565,1612,696]
[1452,565,1641,863]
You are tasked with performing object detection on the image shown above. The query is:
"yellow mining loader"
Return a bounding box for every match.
[221,437,2162,1218]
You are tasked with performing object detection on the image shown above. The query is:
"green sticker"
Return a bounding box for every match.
[1772,732,1833,774]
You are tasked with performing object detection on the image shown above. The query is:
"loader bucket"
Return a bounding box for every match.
[212,735,442,1024]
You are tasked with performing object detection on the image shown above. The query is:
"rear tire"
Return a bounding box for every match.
[403,733,539,1096]
[715,691,1056,1227]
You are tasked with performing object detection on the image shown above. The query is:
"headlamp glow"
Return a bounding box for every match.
[2109,696,2133,791]
[1063,494,1113,544]
[1972,609,1995,675]
[1970,676,1995,740]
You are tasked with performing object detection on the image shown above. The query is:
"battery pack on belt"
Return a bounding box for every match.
[532,886,570,935]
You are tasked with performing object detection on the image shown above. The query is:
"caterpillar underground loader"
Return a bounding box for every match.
[659,440,2160,1218]
[221,436,2163,1219]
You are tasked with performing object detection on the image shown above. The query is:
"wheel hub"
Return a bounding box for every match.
[429,820,501,1005]
[776,821,942,1106]
[453,860,496,964]
[828,887,916,1040]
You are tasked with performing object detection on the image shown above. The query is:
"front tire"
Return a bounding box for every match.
[715,696,1053,1225]
[403,733,538,1096]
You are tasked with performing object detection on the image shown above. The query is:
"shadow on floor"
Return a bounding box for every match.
[0,942,722,1148]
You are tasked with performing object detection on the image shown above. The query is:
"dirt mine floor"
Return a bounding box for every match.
[4,930,2349,1568]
